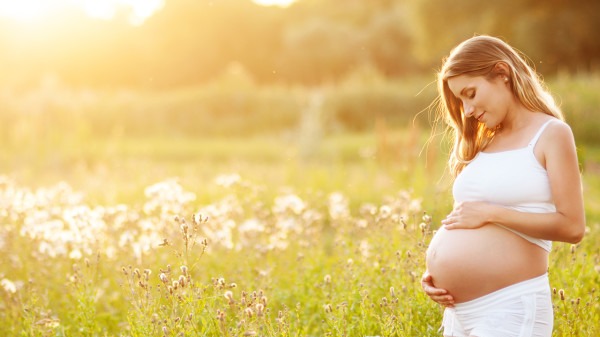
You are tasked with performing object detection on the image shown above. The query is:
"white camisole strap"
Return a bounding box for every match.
[528,119,555,148]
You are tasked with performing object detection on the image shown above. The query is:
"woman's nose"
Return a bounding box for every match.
[463,102,475,117]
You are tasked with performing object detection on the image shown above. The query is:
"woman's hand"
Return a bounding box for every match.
[442,201,496,230]
[421,271,455,307]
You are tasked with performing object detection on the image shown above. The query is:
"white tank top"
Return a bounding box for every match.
[452,119,558,252]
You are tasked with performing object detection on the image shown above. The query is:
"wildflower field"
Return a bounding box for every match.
[0,73,598,337]
[1,127,599,337]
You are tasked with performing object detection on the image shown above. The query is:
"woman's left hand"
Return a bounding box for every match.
[442,201,495,230]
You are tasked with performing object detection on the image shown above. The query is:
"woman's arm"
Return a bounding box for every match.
[442,122,586,244]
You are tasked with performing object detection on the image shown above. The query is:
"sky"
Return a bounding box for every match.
[0,0,296,26]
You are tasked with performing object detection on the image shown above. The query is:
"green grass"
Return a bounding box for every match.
[0,129,598,336]
[1,73,599,336]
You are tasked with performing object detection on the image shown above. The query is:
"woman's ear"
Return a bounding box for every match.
[493,62,511,80]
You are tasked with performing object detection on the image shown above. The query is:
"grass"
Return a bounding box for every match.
[0,71,598,337]
[0,127,598,336]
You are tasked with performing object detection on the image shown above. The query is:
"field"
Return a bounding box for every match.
[1,76,600,336]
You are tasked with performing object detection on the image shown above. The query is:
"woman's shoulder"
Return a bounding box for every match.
[538,117,576,152]
[543,118,573,138]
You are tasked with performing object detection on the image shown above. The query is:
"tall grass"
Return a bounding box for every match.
[0,170,598,336]
[0,72,598,336]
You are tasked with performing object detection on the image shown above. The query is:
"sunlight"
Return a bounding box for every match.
[0,0,290,25]
[81,0,115,20]
[0,0,51,22]
[82,0,164,25]
[252,0,296,7]
[0,0,164,25]
[124,0,164,26]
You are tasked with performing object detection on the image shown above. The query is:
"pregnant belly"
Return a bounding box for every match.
[426,225,548,303]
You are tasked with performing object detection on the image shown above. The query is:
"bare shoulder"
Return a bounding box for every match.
[546,118,572,132]
[543,119,575,145]
[539,118,577,161]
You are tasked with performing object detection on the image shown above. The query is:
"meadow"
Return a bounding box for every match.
[1,74,599,336]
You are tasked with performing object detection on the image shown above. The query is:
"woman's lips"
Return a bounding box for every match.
[476,112,485,121]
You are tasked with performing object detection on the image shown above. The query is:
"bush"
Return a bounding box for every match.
[0,72,597,148]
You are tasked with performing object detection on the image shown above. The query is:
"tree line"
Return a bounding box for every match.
[1,0,599,89]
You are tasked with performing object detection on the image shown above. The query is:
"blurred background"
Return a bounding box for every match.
[1,0,599,205]
[2,3,600,335]
[3,0,599,88]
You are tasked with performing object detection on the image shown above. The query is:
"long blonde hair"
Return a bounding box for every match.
[437,35,563,177]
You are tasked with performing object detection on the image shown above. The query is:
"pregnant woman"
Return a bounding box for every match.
[421,35,586,336]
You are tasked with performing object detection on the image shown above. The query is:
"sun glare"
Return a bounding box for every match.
[82,0,164,25]
[0,0,291,25]
[0,0,164,25]
[0,0,51,22]
[252,0,296,7]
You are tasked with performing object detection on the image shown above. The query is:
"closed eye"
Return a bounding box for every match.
[465,89,475,99]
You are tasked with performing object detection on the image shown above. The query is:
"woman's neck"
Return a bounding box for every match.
[498,106,537,134]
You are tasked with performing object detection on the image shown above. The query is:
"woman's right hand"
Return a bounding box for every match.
[421,271,455,307]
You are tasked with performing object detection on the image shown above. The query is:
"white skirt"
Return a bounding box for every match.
[441,273,553,337]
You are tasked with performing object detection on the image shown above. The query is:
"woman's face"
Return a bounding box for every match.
[446,74,513,129]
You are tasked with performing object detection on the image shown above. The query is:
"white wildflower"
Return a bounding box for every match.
[1,279,17,293]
